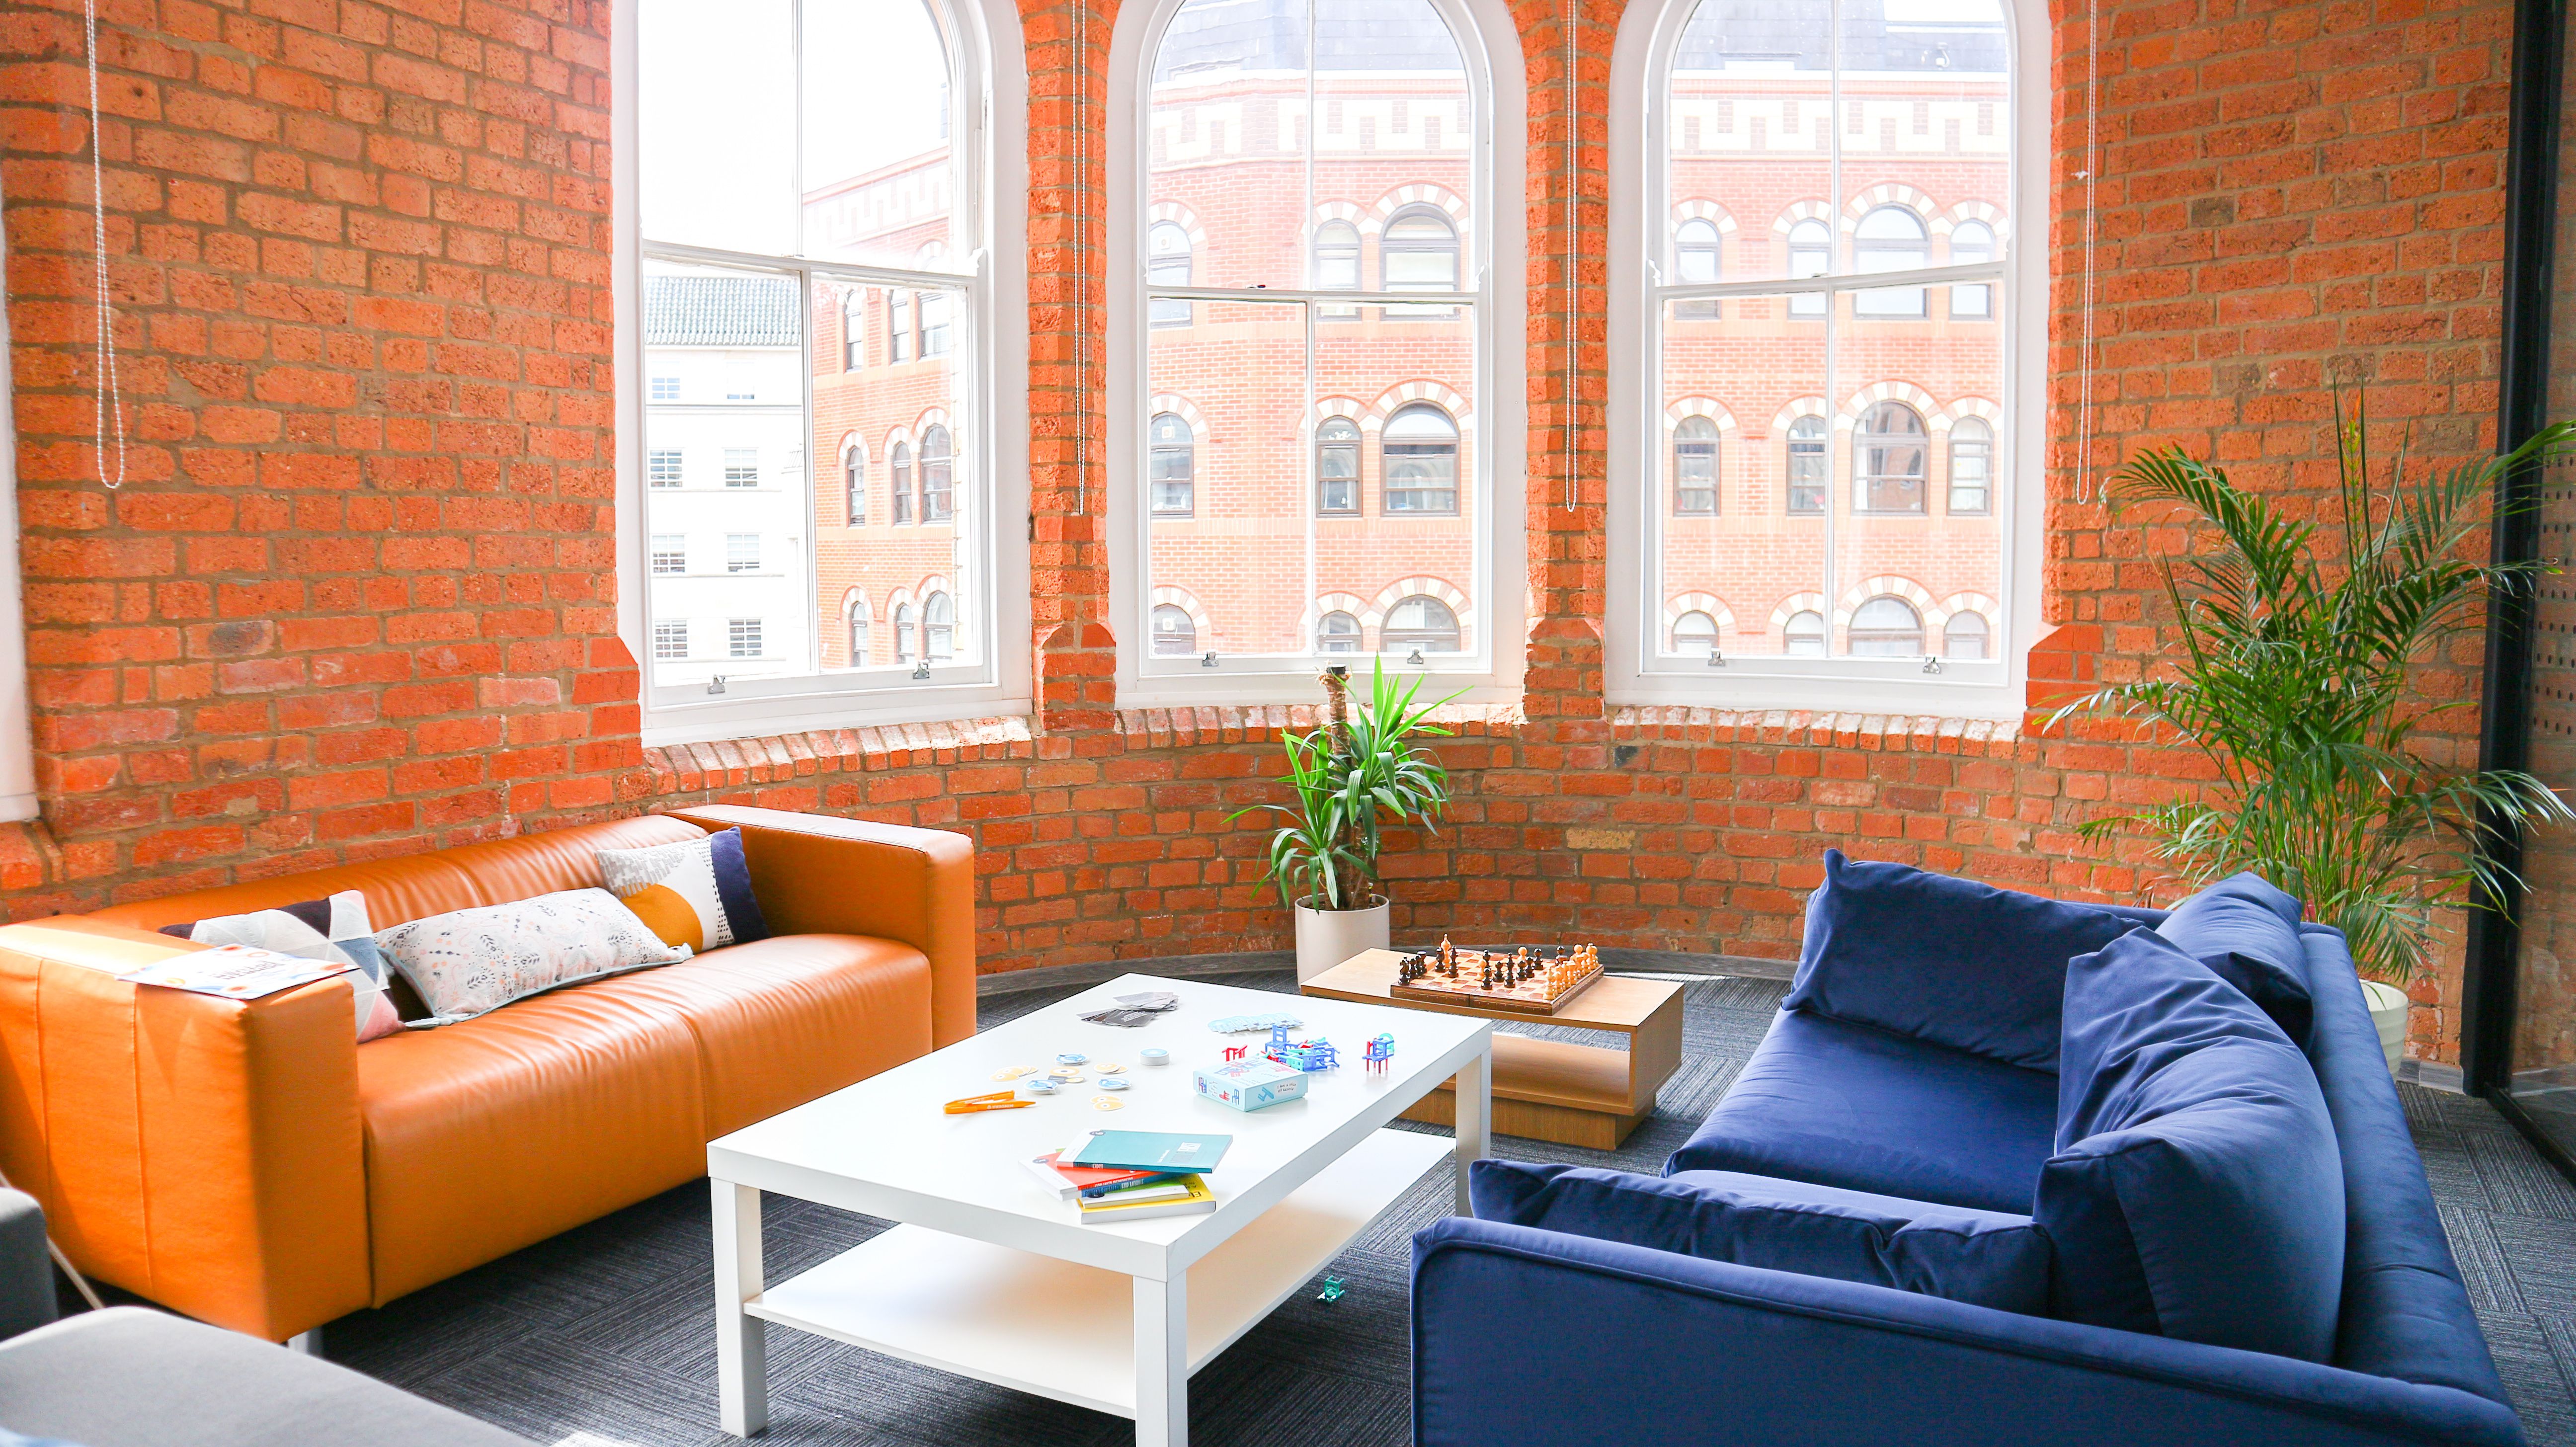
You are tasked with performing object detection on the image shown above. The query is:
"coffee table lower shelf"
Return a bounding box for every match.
[744,1127,1449,1419]
[1396,1031,1659,1150]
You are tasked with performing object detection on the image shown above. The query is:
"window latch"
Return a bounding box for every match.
[912,661,933,680]
[706,675,726,696]
[1922,655,1944,675]
[1202,651,1219,668]
[1405,647,1427,666]
[1706,650,1727,668]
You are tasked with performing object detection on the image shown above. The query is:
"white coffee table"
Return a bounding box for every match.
[706,971,1494,1446]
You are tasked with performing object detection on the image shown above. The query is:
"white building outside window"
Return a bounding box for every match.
[651,534,687,574]
[729,618,765,658]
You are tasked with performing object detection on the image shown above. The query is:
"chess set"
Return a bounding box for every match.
[1389,937,1605,1016]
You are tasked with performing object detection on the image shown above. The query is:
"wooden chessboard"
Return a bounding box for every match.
[1389,949,1605,1017]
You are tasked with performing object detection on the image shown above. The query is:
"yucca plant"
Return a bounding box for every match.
[2056,396,2576,982]
[1233,658,1460,910]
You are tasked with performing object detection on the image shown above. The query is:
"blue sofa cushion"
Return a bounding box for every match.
[1781,850,2137,1071]
[2155,872,2314,1046]
[2039,929,2345,1362]
[1665,1008,2057,1214]
[1471,1161,2052,1314]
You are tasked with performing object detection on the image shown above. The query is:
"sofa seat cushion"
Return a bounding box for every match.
[1473,1161,2051,1314]
[1782,850,2138,1071]
[356,982,709,1303]
[0,1307,534,1446]
[590,932,933,1136]
[1665,1008,2057,1214]
[2041,928,2344,1362]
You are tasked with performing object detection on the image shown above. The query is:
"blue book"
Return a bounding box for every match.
[1065,1129,1233,1173]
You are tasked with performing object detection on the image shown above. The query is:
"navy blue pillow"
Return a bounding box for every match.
[2155,872,2314,1046]
[1782,850,2136,1071]
[1471,1160,2051,1315]
[2039,928,2344,1361]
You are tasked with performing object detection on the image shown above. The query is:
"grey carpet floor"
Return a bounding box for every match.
[320,970,2576,1447]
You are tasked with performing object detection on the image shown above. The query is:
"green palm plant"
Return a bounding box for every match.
[2056,398,2576,982]
[1233,659,1460,910]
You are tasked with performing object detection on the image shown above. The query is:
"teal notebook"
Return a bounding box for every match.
[1065,1129,1233,1173]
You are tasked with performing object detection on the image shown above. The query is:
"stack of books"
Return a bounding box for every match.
[1024,1129,1233,1223]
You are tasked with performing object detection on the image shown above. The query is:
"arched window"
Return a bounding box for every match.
[1786,219,1831,317]
[1853,206,1930,318]
[1316,610,1362,652]
[893,602,915,661]
[1854,402,1928,513]
[1382,595,1461,653]
[1316,417,1360,514]
[1672,416,1719,514]
[1783,610,1828,656]
[1848,596,1925,656]
[1944,611,1989,660]
[1314,220,1362,293]
[1381,206,1460,293]
[1948,416,1992,514]
[1785,416,1827,514]
[923,591,955,660]
[637,0,1004,712]
[920,424,954,522]
[1672,609,1720,657]
[1138,0,1489,678]
[1383,404,1459,514]
[1951,220,1996,318]
[845,595,871,665]
[1148,412,1194,516]
[1674,217,1721,319]
[1148,221,1193,328]
[1150,604,1197,656]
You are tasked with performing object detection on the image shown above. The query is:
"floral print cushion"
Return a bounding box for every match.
[374,888,691,1026]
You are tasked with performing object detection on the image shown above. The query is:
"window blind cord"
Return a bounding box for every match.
[1562,0,1578,513]
[84,0,128,492]
[2075,0,2100,505]
[1073,0,1089,522]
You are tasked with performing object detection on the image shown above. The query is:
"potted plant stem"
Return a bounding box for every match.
[1235,659,1460,981]
[2058,396,2576,1068]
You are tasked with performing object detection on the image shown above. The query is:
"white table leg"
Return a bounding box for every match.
[1133,1272,1189,1447]
[1453,1041,1491,1215]
[713,1179,769,1438]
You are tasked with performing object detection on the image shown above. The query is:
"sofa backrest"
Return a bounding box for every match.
[2297,923,2513,1407]
[84,815,707,934]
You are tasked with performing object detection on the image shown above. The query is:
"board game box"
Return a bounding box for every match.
[1388,939,1604,1017]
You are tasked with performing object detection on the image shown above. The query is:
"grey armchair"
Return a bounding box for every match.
[0,1191,531,1447]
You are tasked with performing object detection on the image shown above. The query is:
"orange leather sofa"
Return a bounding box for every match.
[0,805,973,1343]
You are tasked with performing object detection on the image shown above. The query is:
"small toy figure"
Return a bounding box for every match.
[1268,1023,1294,1055]
[1222,1045,1248,1062]
[1363,1033,1395,1072]
[1316,1276,1347,1303]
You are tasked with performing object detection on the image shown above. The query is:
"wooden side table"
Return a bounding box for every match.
[1300,949,1685,1149]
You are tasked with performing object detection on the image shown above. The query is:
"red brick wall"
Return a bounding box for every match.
[0,0,2514,1061]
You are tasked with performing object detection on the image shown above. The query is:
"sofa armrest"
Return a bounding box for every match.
[667,805,976,1048]
[0,1188,53,1342]
[0,919,370,1341]
[1413,1218,2526,1447]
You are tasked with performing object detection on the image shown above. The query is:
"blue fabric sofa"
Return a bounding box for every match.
[1411,888,2525,1447]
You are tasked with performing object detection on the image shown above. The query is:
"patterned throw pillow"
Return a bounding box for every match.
[373,888,692,1026]
[160,891,403,1043]
[596,826,770,953]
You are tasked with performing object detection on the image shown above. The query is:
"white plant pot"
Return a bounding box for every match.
[1294,896,1390,983]
[2359,980,2409,1077]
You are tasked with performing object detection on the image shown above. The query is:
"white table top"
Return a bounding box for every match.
[708,972,1492,1280]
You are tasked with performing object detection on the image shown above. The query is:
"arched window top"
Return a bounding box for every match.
[1672,609,1720,657]
[921,423,953,461]
[1943,611,1990,660]
[1316,609,1362,652]
[1382,205,1460,293]
[1149,411,1195,516]
[1150,604,1197,656]
[1783,610,1827,656]
[1953,219,1996,254]
[1674,415,1718,440]
[1148,221,1191,259]
[1855,205,1927,244]
[1382,594,1462,653]
[892,440,913,465]
[1848,596,1925,657]
[1855,402,1929,513]
[924,591,955,625]
[1149,412,1192,446]
[1951,415,1992,443]
[1384,402,1458,441]
[1318,416,1360,442]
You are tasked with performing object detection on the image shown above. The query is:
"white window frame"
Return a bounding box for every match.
[614,0,1030,746]
[1604,0,2043,720]
[1105,0,1527,708]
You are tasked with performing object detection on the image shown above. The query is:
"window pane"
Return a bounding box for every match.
[1832,303,2002,659]
[1381,403,1460,514]
[1316,417,1360,514]
[1947,416,1992,514]
[1950,221,1995,319]
[1671,608,1720,657]
[1382,594,1461,654]
[1317,609,1363,651]
[1148,299,1312,656]
[809,277,973,674]
[1852,206,1928,318]
[640,0,797,255]
[651,534,687,574]
[644,262,809,691]
[1943,610,1989,659]
[1672,415,1719,514]
[1847,594,1923,656]
[1657,294,1822,659]
[1668,0,1828,285]
[798,0,959,272]
[653,619,691,659]
[1151,604,1198,656]
[648,448,684,487]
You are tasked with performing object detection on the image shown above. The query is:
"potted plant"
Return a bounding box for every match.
[2060,397,2576,1069]
[1235,659,1459,981]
